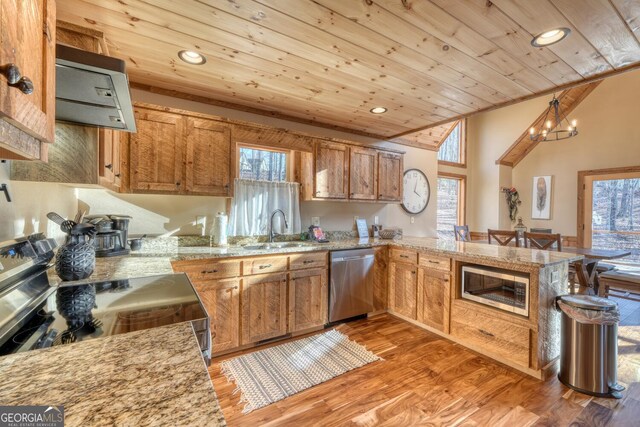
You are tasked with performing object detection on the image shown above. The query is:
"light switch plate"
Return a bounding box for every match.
[410,216,415,224]
[311,216,320,226]
[374,216,379,225]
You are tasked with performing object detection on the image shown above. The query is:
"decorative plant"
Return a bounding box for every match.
[501,187,522,222]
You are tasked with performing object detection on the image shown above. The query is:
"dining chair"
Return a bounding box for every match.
[487,229,520,247]
[523,232,562,251]
[453,225,471,242]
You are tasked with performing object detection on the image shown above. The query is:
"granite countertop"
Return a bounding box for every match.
[0,322,226,427]
[46,255,174,287]
[44,236,583,287]
[135,236,583,267]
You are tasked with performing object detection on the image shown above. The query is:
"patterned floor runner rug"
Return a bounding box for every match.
[220,329,382,413]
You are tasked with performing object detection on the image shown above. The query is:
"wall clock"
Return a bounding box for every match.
[402,168,430,214]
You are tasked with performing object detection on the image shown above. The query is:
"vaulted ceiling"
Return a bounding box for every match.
[57,0,640,141]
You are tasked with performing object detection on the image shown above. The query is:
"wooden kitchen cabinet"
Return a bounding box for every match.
[417,268,451,333]
[349,146,378,200]
[98,128,122,189]
[185,117,232,196]
[195,278,240,354]
[314,141,349,199]
[373,246,388,312]
[0,0,56,161]
[241,273,288,345]
[129,107,184,193]
[388,261,418,320]
[378,152,403,201]
[289,268,327,332]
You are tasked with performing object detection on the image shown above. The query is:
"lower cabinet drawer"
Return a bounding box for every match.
[172,259,241,281]
[450,303,531,367]
[418,253,451,272]
[242,256,288,275]
[289,252,327,270]
[390,248,418,264]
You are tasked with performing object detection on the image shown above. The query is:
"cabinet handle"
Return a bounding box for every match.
[479,329,494,337]
[411,270,416,275]
[105,164,113,170]
[259,264,272,270]
[400,255,409,259]
[176,182,181,186]
[10,76,34,95]
[1,63,21,85]
[303,260,314,264]
[201,269,218,274]
[115,173,121,178]
[428,260,440,264]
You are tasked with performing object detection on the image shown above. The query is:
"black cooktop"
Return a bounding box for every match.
[0,273,207,354]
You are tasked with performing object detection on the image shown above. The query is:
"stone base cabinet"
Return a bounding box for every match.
[172,251,328,356]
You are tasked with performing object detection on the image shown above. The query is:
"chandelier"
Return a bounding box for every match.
[529,94,578,142]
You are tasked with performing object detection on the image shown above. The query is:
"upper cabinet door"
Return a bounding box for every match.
[314,141,349,199]
[185,118,232,196]
[349,146,378,200]
[0,0,56,144]
[129,108,184,193]
[378,152,403,201]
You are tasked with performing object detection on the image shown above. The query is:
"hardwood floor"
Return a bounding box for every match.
[210,300,640,426]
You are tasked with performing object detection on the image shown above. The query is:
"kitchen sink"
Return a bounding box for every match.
[241,242,309,250]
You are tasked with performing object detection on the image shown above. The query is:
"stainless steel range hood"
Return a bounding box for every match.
[55,44,136,132]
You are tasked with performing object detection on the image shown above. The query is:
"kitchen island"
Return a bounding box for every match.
[139,235,578,380]
[0,322,226,426]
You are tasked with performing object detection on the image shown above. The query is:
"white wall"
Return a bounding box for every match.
[76,90,438,237]
[512,71,640,235]
[0,162,77,242]
[465,69,640,237]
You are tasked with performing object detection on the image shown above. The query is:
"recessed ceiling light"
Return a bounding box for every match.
[370,107,387,114]
[531,28,571,47]
[178,50,207,65]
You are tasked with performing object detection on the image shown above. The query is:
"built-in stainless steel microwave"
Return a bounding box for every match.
[461,265,530,317]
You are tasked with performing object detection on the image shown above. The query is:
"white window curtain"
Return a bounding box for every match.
[228,179,302,237]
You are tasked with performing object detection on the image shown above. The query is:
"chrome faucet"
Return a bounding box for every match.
[268,209,289,242]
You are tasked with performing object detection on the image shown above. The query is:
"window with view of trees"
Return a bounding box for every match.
[592,177,640,264]
[437,121,464,165]
[437,175,465,239]
[239,147,288,181]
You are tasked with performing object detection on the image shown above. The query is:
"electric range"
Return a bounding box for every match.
[0,235,211,362]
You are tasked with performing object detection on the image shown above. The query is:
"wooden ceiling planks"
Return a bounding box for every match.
[57,0,640,139]
[391,120,459,151]
[496,81,602,167]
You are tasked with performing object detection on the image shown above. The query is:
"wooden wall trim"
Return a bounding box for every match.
[577,165,640,247]
[132,102,406,155]
[496,81,602,167]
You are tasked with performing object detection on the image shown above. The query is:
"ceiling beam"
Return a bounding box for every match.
[129,82,391,142]
[496,81,602,167]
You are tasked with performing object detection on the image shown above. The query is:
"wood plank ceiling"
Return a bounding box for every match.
[57,0,640,142]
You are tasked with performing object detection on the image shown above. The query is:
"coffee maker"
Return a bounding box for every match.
[85,214,132,257]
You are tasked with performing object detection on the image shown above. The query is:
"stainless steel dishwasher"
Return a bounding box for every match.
[329,248,374,323]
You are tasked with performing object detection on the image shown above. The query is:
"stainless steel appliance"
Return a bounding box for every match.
[329,248,374,323]
[461,265,530,316]
[0,235,211,363]
[558,295,624,398]
[86,214,131,257]
[55,44,136,131]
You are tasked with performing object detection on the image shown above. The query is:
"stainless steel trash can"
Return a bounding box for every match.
[557,295,624,398]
